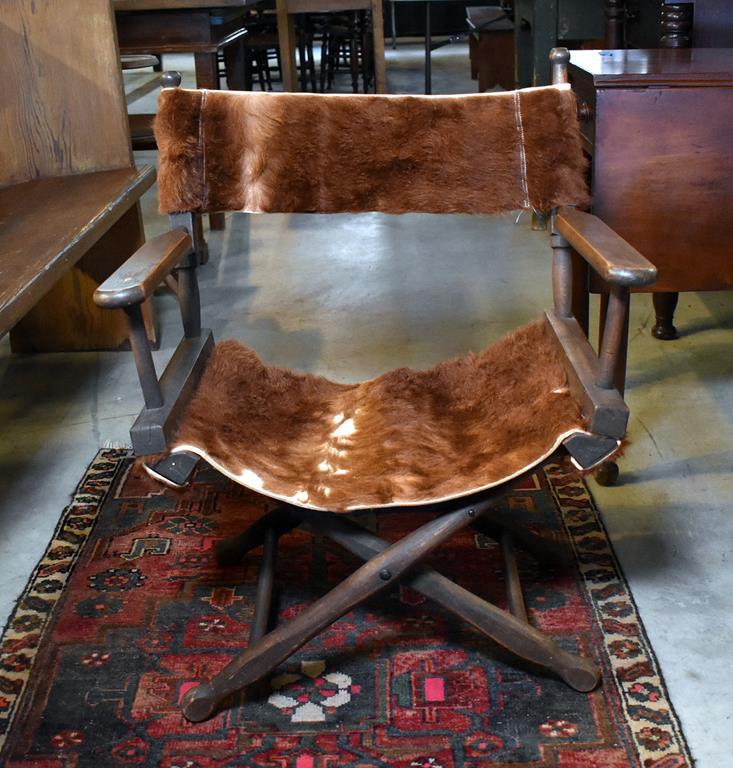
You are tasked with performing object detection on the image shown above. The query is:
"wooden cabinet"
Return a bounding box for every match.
[569,48,733,376]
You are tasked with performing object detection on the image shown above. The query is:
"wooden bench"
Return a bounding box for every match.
[467,6,515,91]
[0,0,155,351]
[0,169,155,350]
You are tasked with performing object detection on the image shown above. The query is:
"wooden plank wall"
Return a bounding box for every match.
[0,0,133,187]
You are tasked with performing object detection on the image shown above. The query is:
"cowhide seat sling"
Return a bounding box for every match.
[94,48,656,722]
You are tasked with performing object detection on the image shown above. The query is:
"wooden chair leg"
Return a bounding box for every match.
[319,33,329,92]
[594,460,620,486]
[349,26,359,93]
[248,525,278,644]
[298,33,308,91]
[263,50,274,91]
[214,506,297,566]
[501,530,528,621]
[299,509,600,695]
[471,514,570,567]
[181,499,489,721]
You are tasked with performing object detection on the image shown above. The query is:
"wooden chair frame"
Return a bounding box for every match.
[94,49,655,722]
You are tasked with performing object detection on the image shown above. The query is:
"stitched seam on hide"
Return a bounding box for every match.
[513,90,530,209]
[199,89,209,210]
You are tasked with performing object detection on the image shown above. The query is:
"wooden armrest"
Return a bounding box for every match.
[94,229,193,309]
[556,207,657,288]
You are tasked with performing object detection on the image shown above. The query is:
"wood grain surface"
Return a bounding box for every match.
[556,207,657,287]
[0,168,154,336]
[94,229,194,309]
[0,0,132,186]
[591,85,733,292]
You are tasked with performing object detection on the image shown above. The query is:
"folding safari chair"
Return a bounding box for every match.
[94,48,656,722]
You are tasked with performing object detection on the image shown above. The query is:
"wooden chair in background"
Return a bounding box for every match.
[467,5,515,91]
[276,0,386,91]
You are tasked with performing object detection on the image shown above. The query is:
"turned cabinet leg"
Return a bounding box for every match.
[660,3,694,48]
[652,292,679,340]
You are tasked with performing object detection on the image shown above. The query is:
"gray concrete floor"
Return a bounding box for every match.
[1,46,732,765]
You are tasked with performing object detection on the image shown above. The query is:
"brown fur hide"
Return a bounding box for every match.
[154,86,589,215]
[170,321,589,511]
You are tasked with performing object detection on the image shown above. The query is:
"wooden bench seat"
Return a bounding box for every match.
[0,168,155,339]
[0,167,155,352]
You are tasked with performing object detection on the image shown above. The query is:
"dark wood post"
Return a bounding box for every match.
[604,0,627,48]
[550,221,574,320]
[598,286,630,390]
[125,304,164,409]
[550,45,570,85]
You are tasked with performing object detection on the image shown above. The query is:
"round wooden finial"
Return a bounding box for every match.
[549,47,570,85]
[549,47,571,65]
[160,71,182,89]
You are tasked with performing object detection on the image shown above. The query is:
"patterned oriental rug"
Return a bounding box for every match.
[0,450,692,768]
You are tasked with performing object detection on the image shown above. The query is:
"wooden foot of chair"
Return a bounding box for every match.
[181,499,492,721]
[146,451,200,488]
[594,460,619,486]
[181,681,219,722]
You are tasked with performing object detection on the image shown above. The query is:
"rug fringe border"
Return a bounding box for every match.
[0,448,130,755]
[545,462,694,767]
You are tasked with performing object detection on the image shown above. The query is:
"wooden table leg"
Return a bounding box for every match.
[371,0,387,92]
[222,37,247,91]
[424,0,431,94]
[390,0,397,49]
[604,0,626,48]
[194,51,225,231]
[276,0,298,92]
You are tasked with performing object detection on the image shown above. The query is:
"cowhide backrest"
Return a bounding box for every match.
[154,85,588,216]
